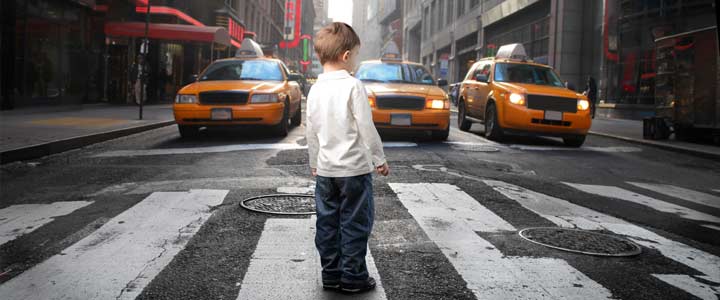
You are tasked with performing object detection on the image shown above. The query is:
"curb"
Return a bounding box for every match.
[588,131,720,160]
[0,121,175,164]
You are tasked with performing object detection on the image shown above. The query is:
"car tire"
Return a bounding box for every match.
[484,102,504,140]
[290,100,302,127]
[458,99,472,132]
[563,135,586,147]
[273,100,289,137]
[432,125,450,141]
[178,125,199,138]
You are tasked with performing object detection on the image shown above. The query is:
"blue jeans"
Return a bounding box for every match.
[314,173,374,283]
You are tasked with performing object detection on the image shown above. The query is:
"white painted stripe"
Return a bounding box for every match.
[0,189,227,300]
[94,142,417,157]
[628,182,720,209]
[484,180,720,297]
[0,201,93,246]
[390,183,614,300]
[713,189,720,194]
[508,145,642,152]
[90,176,313,196]
[236,218,387,300]
[702,224,720,231]
[276,185,315,194]
[449,127,504,146]
[564,183,720,224]
[653,274,720,300]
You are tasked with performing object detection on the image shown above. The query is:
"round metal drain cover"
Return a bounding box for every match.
[451,144,500,152]
[519,227,642,257]
[241,194,315,215]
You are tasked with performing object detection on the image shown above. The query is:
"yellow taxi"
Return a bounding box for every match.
[356,53,451,140]
[458,44,592,147]
[173,38,302,138]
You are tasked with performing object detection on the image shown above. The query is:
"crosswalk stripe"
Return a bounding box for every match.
[627,182,720,209]
[508,145,642,152]
[389,183,614,299]
[236,218,387,300]
[0,201,93,246]
[93,142,417,158]
[563,183,720,225]
[484,180,720,299]
[0,189,227,300]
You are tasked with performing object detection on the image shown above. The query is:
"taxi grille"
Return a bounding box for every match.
[376,96,425,110]
[199,91,249,105]
[526,95,577,113]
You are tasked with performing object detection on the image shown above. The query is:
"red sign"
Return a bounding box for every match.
[227,18,245,42]
[280,0,302,48]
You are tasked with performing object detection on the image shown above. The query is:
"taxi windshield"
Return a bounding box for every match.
[199,60,283,81]
[356,63,435,85]
[494,63,564,87]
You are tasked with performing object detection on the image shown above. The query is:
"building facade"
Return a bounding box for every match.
[401,0,717,118]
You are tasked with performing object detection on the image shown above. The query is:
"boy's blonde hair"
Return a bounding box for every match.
[314,22,361,65]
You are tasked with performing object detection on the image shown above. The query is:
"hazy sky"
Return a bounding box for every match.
[328,0,353,25]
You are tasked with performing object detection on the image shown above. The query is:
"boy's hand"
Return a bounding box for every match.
[376,163,389,176]
[311,168,317,177]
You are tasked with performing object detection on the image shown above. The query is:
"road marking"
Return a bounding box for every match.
[628,182,720,209]
[654,274,720,300]
[713,189,720,194]
[449,128,504,146]
[390,183,614,299]
[564,183,720,225]
[277,185,315,194]
[0,189,227,300]
[702,224,720,231]
[27,117,128,127]
[94,142,417,157]
[0,201,93,246]
[236,218,387,300]
[90,176,313,196]
[508,145,642,152]
[484,180,720,298]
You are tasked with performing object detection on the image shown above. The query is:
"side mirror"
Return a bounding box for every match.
[437,79,448,87]
[287,73,302,82]
[566,82,576,91]
[185,74,198,85]
[475,73,488,83]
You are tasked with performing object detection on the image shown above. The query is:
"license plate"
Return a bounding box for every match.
[211,108,232,120]
[544,110,562,121]
[390,114,411,126]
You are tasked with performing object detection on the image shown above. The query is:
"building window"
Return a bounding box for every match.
[457,0,465,18]
[446,0,453,25]
[470,0,480,8]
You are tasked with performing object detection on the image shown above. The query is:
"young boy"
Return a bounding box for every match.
[306,22,389,294]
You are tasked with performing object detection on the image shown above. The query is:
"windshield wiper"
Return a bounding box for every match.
[360,79,386,83]
[239,77,265,81]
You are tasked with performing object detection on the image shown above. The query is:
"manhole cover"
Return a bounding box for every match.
[241,194,315,215]
[518,227,642,257]
[451,144,500,152]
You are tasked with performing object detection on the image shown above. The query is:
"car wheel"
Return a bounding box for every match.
[273,100,289,137]
[432,125,450,141]
[458,99,472,132]
[484,102,504,140]
[178,125,199,138]
[290,100,302,127]
[563,135,586,147]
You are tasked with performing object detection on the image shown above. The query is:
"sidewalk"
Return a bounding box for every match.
[589,118,720,160]
[0,104,174,164]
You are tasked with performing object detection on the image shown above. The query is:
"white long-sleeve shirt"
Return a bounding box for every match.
[306,69,386,177]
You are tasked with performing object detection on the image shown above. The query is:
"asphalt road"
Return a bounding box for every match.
[1,110,719,300]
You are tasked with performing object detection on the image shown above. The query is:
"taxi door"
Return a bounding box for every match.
[469,62,492,118]
[461,63,481,116]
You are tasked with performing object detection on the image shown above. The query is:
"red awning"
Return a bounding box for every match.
[105,22,231,46]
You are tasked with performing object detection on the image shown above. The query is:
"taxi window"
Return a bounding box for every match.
[472,63,491,80]
[494,63,564,87]
[200,60,283,81]
[356,63,434,85]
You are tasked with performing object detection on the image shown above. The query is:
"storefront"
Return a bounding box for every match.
[3,0,105,108]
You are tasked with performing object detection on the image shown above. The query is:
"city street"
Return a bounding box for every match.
[1,109,719,300]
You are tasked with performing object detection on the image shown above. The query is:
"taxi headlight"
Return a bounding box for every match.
[251,93,279,103]
[427,99,446,109]
[577,99,590,111]
[368,97,376,108]
[508,93,525,105]
[175,94,196,104]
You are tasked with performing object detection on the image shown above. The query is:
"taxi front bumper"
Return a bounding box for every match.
[173,103,285,126]
[372,109,450,131]
[499,103,591,137]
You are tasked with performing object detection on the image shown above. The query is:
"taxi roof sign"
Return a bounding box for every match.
[236,38,264,58]
[495,43,529,60]
[380,41,401,61]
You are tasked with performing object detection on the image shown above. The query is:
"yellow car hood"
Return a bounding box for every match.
[494,82,585,99]
[178,80,284,94]
[364,83,445,99]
